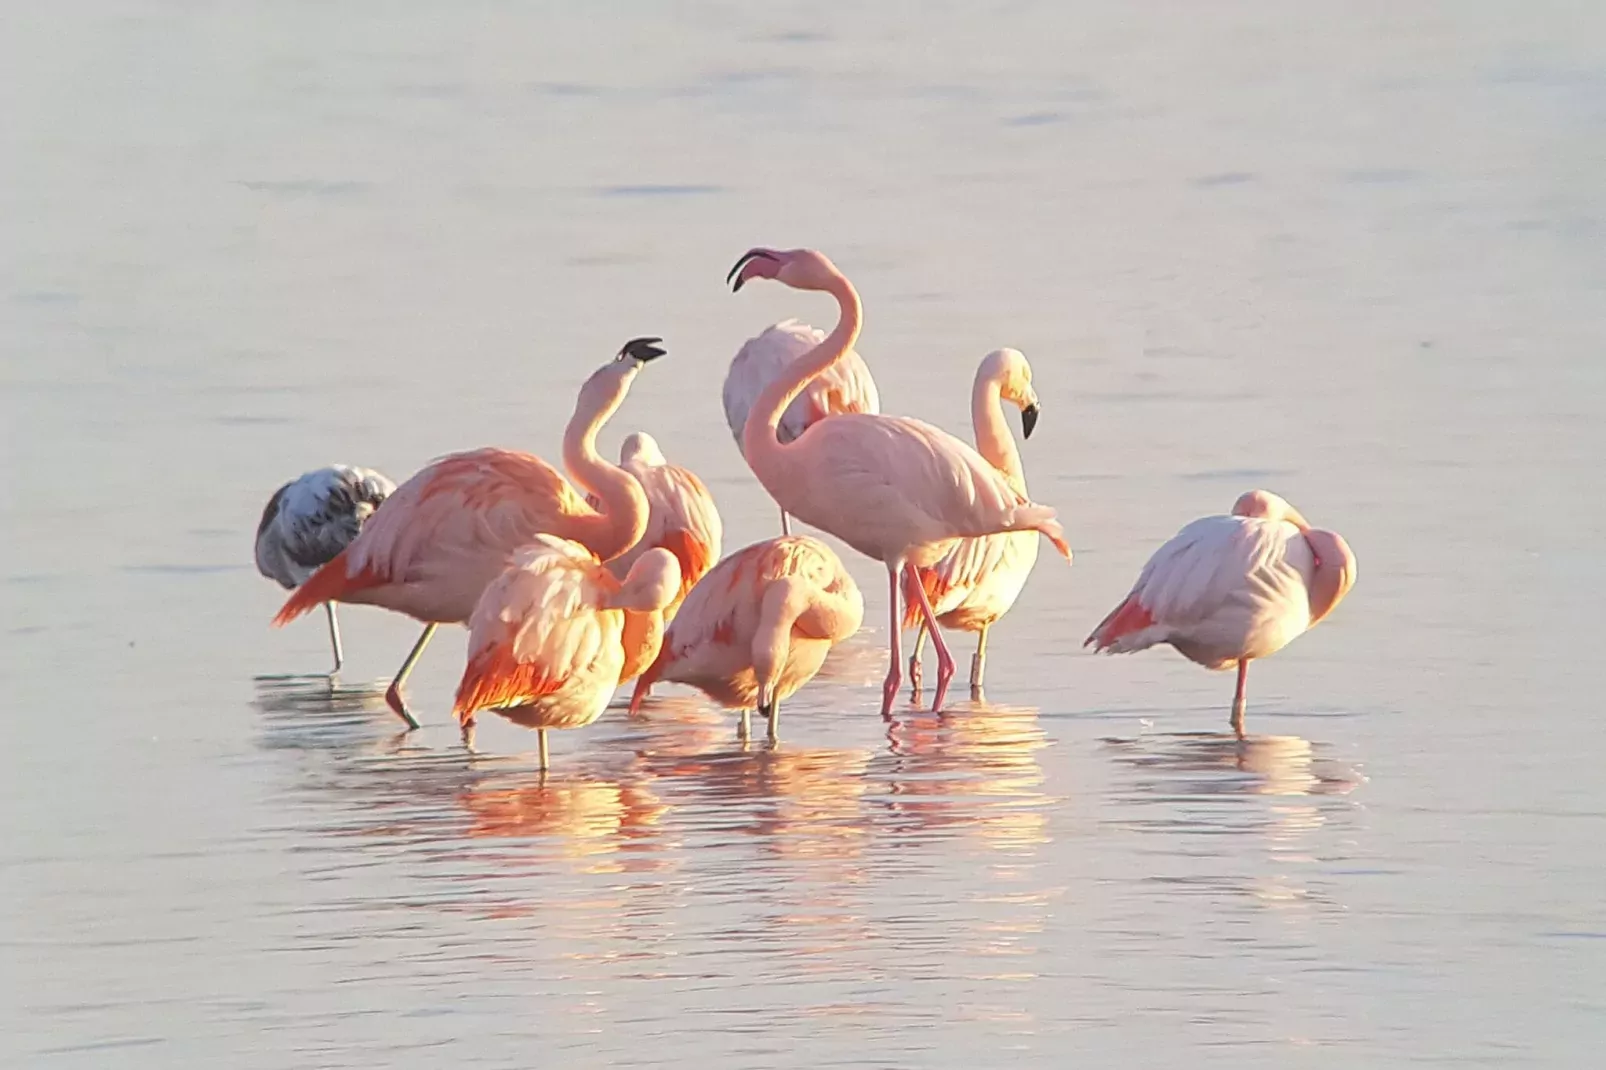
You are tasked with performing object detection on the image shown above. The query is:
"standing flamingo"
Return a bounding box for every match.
[587,431,722,617]
[905,348,1046,699]
[1085,490,1357,738]
[722,319,880,534]
[628,535,864,741]
[255,465,396,675]
[272,338,666,729]
[726,247,1070,716]
[453,535,681,770]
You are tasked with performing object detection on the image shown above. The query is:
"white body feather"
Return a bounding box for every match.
[722,319,880,451]
[254,465,395,589]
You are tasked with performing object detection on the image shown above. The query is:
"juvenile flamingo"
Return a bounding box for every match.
[628,535,864,741]
[453,535,681,770]
[587,431,722,617]
[255,464,395,675]
[722,319,880,534]
[906,348,1046,699]
[272,338,666,728]
[1085,490,1357,738]
[727,247,1070,716]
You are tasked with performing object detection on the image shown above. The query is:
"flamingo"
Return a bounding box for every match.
[1085,490,1357,738]
[255,465,396,675]
[453,535,682,770]
[272,338,666,729]
[722,319,880,534]
[905,348,1045,699]
[726,246,1071,716]
[586,431,722,617]
[628,535,864,741]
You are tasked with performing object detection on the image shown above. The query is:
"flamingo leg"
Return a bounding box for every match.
[779,508,792,537]
[904,565,955,713]
[738,708,752,740]
[1230,659,1249,739]
[880,560,906,717]
[383,623,435,731]
[971,622,990,697]
[908,623,927,699]
[537,729,549,772]
[764,699,781,743]
[324,602,345,677]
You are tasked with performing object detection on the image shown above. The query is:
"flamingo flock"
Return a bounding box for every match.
[259,247,1357,768]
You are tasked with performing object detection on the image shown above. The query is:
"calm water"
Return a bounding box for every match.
[4,2,1605,1066]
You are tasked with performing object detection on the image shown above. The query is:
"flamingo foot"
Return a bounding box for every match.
[880,663,902,718]
[932,654,955,714]
[384,682,422,731]
[907,654,923,701]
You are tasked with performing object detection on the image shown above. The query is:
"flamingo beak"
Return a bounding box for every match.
[727,249,781,292]
[1021,403,1040,440]
[617,336,667,363]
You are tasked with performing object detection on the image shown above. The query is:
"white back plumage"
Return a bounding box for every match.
[722,319,880,453]
[254,464,395,589]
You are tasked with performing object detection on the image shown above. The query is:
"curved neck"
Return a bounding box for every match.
[563,374,648,563]
[741,273,863,469]
[971,377,1025,493]
[1304,530,1355,625]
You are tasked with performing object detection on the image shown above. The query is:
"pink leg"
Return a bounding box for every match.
[1231,659,1249,739]
[880,561,905,717]
[904,564,955,712]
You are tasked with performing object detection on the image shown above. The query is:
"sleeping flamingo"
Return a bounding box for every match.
[453,535,681,770]
[1085,490,1357,738]
[272,338,666,729]
[905,348,1045,699]
[587,431,722,617]
[255,464,395,675]
[722,319,880,534]
[628,535,864,741]
[726,246,1070,716]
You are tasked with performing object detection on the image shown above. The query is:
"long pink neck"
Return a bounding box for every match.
[563,376,649,564]
[970,375,1026,494]
[741,273,863,489]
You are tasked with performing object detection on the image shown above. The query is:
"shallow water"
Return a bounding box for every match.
[4,2,1605,1066]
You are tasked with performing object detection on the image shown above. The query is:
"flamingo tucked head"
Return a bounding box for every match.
[979,347,1042,439]
[1231,489,1310,532]
[726,248,842,294]
[619,431,667,468]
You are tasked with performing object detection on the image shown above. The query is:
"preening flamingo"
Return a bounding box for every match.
[272,338,666,729]
[255,465,395,675]
[453,535,682,770]
[628,535,864,741]
[587,431,722,617]
[726,247,1070,716]
[722,319,880,534]
[906,348,1046,698]
[1085,490,1357,737]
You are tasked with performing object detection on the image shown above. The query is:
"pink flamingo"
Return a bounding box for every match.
[905,348,1045,699]
[726,247,1070,716]
[1085,490,1357,738]
[722,319,880,534]
[628,535,864,741]
[587,431,722,617]
[453,535,681,770]
[273,338,666,728]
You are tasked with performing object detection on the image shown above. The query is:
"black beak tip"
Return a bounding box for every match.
[1021,403,1041,439]
[620,336,667,362]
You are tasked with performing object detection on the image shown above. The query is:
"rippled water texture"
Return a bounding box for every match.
[4,2,1604,1066]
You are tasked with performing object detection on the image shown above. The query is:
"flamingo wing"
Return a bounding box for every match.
[723,320,880,450]
[905,530,1026,626]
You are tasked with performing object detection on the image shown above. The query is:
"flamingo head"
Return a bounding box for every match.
[1231,489,1310,532]
[979,348,1041,439]
[608,548,682,613]
[727,247,842,293]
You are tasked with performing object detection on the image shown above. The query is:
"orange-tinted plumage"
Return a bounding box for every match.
[656,528,713,606]
[453,640,565,723]
[1086,595,1156,652]
[271,549,385,626]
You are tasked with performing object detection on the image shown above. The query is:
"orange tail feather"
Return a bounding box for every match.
[271,549,381,627]
[1084,595,1154,651]
[900,567,945,629]
[453,640,562,723]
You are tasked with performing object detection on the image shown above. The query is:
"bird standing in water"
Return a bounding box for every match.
[255,464,395,676]
[1085,490,1357,737]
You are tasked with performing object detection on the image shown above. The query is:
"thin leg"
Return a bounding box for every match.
[764,699,780,743]
[904,565,955,713]
[383,622,436,731]
[1230,659,1249,739]
[908,624,927,699]
[970,622,990,697]
[324,602,345,677]
[880,560,906,717]
[779,508,792,537]
[537,729,550,772]
[460,717,477,751]
[738,708,752,740]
